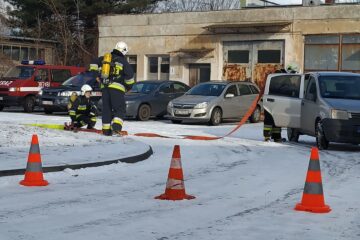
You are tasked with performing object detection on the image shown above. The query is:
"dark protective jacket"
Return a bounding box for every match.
[91,49,135,92]
[69,95,98,122]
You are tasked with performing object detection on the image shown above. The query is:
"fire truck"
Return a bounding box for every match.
[0,60,85,112]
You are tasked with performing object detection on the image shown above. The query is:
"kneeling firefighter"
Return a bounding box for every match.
[90,41,135,136]
[68,84,98,130]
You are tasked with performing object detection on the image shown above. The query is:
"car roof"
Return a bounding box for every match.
[199,80,256,85]
[311,71,360,77]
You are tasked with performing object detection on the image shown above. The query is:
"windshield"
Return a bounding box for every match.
[187,83,226,96]
[62,72,97,87]
[129,82,160,94]
[319,75,360,100]
[4,66,35,79]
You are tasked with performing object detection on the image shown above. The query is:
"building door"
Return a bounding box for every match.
[189,64,211,87]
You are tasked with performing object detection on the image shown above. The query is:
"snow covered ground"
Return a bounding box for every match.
[0,111,359,240]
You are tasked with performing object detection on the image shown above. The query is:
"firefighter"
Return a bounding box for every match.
[91,41,135,136]
[68,84,98,130]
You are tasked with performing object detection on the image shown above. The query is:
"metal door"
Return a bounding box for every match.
[189,64,211,87]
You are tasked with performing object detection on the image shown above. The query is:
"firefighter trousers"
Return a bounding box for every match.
[263,110,282,141]
[102,87,125,132]
[75,115,97,129]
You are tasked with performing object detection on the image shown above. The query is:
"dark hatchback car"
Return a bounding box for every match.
[39,71,101,114]
[125,80,190,121]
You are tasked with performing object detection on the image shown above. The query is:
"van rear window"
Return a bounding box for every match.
[269,75,301,98]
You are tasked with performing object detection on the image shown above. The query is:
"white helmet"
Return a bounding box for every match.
[81,84,92,95]
[115,41,128,55]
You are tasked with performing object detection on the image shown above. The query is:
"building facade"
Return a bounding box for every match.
[98,4,360,88]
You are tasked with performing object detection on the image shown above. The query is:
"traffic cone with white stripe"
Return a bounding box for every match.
[295,147,330,213]
[155,145,195,200]
[20,134,49,187]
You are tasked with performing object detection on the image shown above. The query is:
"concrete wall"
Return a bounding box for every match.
[98,4,360,84]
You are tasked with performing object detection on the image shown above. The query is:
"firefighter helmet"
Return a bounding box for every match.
[115,41,128,56]
[286,63,299,73]
[81,84,92,96]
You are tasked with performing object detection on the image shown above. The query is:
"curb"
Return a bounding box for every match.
[0,146,153,177]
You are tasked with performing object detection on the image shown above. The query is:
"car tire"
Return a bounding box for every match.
[23,96,35,113]
[44,108,53,114]
[171,120,182,124]
[137,104,151,121]
[249,106,261,123]
[0,105,4,111]
[209,107,222,126]
[316,121,329,150]
[287,128,299,142]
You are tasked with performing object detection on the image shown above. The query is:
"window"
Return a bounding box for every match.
[304,77,317,102]
[36,69,49,81]
[12,46,20,61]
[159,83,172,94]
[147,55,170,80]
[29,48,37,59]
[228,50,249,63]
[51,69,71,83]
[161,57,170,73]
[304,34,360,72]
[249,85,259,94]
[127,56,137,74]
[149,57,158,74]
[269,75,301,98]
[225,85,239,96]
[21,47,29,60]
[238,84,252,95]
[342,35,360,71]
[3,45,11,58]
[38,49,45,60]
[258,50,281,63]
[173,83,188,93]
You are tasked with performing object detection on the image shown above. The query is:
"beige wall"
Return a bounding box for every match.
[98,5,360,84]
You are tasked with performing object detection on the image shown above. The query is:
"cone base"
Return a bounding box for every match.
[20,179,49,187]
[155,193,195,201]
[294,203,331,213]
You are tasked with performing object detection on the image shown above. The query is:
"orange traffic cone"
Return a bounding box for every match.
[20,134,49,187]
[155,145,195,201]
[295,147,331,213]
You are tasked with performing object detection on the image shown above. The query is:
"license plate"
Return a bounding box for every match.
[42,101,53,105]
[175,109,189,115]
[0,97,3,100]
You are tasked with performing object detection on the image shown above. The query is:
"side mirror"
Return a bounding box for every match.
[35,76,42,81]
[225,93,235,98]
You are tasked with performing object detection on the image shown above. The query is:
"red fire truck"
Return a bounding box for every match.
[0,60,85,112]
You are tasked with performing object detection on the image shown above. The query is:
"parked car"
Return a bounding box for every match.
[166,81,262,125]
[39,71,102,114]
[0,60,85,112]
[263,72,360,149]
[125,80,190,121]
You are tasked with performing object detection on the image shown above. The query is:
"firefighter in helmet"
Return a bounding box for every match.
[68,84,98,130]
[90,41,135,136]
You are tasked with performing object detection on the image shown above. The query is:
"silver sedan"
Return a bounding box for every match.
[167,81,261,125]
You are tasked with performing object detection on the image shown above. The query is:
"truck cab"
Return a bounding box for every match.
[0,60,85,112]
[264,72,360,149]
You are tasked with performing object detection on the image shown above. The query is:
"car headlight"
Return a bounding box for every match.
[9,87,19,92]
[194,102,208,109]
[58,91,74,97]
[38,90,43,96]
[168,101,173,108]
[331,109,349,120]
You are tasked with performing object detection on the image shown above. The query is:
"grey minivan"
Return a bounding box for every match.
[167,81,261,125]
[264,72,360,149]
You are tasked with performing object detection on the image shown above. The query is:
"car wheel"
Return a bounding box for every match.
[0,105,4,111]
[287,128,299,142]
[171,120,182,124]
[249,106,261,123]
[23,96,35,113]
[209,107,222,126]
[137,104,151,121]
[44,108,53,114]
[316,121,329,150]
